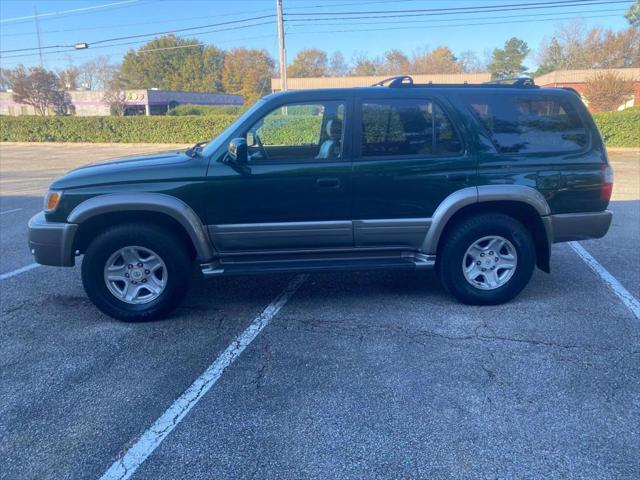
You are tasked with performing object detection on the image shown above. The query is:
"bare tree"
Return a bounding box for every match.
[7,66,69,115]
[583,71,634,112]
[459,51,485,73]
[328,51,349,76]
[102,73,127,115]
[78,56,119,90]
[57,66,80,89]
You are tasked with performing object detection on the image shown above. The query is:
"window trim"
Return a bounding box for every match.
[459,91,592,157]
[355,96,465,162]
[242,99,349,166]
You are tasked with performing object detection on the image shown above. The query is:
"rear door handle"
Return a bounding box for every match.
[317,177,340,188]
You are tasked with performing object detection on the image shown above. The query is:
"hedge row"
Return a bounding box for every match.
[0,115,237,143]
[592,108,640,148]
[1,107,638,146]
[166,104,249,116]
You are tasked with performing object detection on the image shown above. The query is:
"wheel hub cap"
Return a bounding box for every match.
[103,246,167,304]
[462,236,517,290]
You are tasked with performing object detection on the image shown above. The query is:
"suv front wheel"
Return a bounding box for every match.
[438,213,535,305]
[81,224,192,321]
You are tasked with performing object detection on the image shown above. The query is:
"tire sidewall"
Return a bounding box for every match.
[440,215,535,305]
[82,225,191,321]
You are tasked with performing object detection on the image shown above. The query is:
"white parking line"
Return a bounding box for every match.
[570,241,640,320]
[0,208,23,215]
[0,263,41,281]
[99,273,309,480]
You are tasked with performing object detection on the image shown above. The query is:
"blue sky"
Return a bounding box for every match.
[0,0,633,71]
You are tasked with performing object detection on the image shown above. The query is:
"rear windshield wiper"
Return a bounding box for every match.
[185,141,208,158]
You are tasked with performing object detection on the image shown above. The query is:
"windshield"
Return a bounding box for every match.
[201,99,267,157]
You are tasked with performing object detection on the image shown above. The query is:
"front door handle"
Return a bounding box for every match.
[317,177,340,188]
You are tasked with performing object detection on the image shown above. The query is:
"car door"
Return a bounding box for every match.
[205,97,354,252]
[352,95,476,249]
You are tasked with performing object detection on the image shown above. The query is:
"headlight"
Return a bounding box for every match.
[44,190,62,212]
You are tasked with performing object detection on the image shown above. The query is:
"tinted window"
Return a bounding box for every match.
[361,99,461,157]
[460,93,588,153]
[246,101,345,163]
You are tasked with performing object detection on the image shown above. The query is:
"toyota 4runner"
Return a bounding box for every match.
[28,76,613,321]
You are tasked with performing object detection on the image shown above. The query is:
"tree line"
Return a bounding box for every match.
[1,7,637,114]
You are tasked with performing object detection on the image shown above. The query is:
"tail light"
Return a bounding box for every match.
[600,163,613,202]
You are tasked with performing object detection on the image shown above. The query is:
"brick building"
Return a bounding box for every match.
[0,89,243,116]
[535,68,640,111]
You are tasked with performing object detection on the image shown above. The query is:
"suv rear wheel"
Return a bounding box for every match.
[438,213,535,305]
[81,224,192,321]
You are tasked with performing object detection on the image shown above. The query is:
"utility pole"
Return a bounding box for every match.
[276,0,287,92]
[34,7,44,67]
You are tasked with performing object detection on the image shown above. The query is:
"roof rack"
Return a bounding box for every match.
[371,75,414,87]
[483,77,536,87]
[370,75,539,89]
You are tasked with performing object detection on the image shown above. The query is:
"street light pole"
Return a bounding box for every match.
[276,0,287,92]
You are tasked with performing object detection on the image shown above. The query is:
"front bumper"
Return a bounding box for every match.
[28,212,78,266]
[550,210,613,243]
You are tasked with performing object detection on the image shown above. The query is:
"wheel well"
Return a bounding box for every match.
[436,201,551,273]
[72,211,197,259]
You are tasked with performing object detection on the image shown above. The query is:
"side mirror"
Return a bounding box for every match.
[227,138,248,164]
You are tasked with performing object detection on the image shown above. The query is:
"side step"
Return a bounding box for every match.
[200,251,435,277]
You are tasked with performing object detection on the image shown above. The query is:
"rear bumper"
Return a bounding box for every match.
[28,212,78,266]
[550,210,612,243]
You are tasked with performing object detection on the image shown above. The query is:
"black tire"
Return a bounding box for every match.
[438,213,535,305]
[81,223,192,321]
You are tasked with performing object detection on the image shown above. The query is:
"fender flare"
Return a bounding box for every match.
[421,185,551,254]
[68,192,214,261]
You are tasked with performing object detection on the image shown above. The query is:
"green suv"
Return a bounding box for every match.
[28,76,613,321]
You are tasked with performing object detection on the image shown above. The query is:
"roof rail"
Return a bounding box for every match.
[483,77,537,87]
[370,74,540,89]
[371,75,414,87]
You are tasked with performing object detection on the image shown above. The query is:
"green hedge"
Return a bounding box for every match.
[2,107,638,147]
[592,108,640,148]
[0,115,237,143]
[166,104,248,116]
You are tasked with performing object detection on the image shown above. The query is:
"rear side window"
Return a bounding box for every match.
[361,99,461,157]
[459,93,588,154]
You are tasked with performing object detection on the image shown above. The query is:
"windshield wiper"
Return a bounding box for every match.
[185,141,208,158]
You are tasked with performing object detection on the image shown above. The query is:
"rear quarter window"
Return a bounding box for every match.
[459,92,588,154]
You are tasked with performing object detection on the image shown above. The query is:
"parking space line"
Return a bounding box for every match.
[99,273,309,480]
[570,241,640,321]
[0,208,23,215]
[0,263,41,281]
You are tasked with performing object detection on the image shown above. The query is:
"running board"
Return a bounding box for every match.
[200,251,435,277]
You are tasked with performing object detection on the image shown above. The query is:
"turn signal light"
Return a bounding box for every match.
[44,191,62,212]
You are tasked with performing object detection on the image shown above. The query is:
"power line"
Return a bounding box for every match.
[285,7,626,27]
[0,10,273,38]
[0,34,278,67]
[0,15,275,54]
[287,12,624,35]
[284,0,622,16]
[0,21,276,60]
[285,1,629,21]
[0,0,147,25]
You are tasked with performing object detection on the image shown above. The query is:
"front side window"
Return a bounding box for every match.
[459,93,588,154]
[246,101,345,163]
[360,99,461,158]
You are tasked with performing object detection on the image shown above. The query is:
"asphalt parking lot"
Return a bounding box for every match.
[1,143,639,480]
